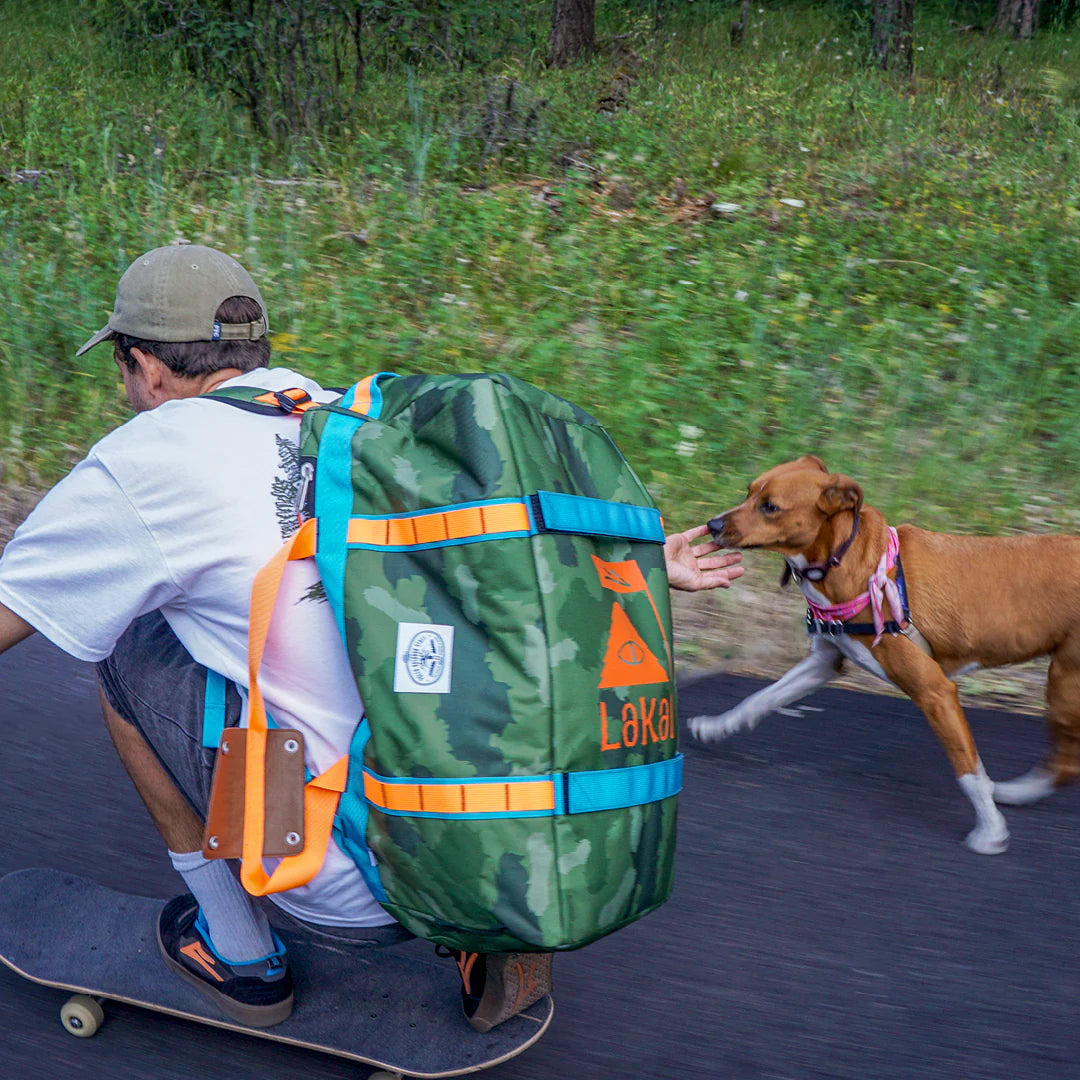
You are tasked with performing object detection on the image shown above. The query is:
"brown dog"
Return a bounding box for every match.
[690,455,1080,855]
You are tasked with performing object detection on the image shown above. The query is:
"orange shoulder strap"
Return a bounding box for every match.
[236,518,349,897]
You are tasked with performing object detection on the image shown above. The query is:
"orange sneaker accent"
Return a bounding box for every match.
[180,940,225,983]
[457,951,479,988]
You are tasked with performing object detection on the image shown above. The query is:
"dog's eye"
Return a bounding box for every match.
[760,500,781,514]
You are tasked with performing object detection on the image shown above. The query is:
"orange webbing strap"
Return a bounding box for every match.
[349,374,378,415]
[346,501,531,548]
[363,772,556,815]
[253,388,318,414]
[239,518,347,896]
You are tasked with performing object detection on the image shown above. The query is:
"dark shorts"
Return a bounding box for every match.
[97,610,240,822]
[97,610,411,945]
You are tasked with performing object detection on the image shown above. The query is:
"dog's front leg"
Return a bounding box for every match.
[690,636,844,742]
[876,637,1009,855]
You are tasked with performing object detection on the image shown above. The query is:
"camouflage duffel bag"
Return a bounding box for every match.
[219,372,681,953]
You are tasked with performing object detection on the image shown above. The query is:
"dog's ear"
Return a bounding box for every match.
[796,454,828,473]
[817,474,863,517]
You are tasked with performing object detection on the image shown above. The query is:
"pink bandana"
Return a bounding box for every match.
[805,527,906,646]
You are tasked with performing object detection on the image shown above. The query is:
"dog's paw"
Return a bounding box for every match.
[689,711,751,742]
[965,823,1010,855]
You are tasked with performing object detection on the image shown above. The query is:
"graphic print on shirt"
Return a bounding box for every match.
[273,434,301,538]
[273,433,325,604]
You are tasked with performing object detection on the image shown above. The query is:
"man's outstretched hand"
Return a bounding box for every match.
[664,524,744,592]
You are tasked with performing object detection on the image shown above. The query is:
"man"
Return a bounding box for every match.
[0,242,743,1030]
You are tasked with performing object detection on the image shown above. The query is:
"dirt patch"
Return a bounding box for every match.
[0,490,1052,718]
[0,488,40,547]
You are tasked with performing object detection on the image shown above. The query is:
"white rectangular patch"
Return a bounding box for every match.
[393,622,455,695]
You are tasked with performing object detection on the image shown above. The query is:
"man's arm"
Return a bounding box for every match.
[0,601,35,654]
[664,524,744,592]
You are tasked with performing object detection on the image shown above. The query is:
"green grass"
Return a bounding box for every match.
[4,1,1080,535]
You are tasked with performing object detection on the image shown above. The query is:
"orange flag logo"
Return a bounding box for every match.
[592,555,648,594]
[598,603,669,688]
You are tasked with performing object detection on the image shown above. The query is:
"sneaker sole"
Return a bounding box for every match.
[157,929,294,1028]
[467,952,552,1034]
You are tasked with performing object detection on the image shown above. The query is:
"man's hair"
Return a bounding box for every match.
[113,295,271,377]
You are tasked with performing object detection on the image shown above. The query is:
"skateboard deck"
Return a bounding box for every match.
[0,868,552,1079]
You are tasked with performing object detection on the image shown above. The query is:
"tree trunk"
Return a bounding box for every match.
[995,0,1040,38]
[871,0,914,73]
[548,0,595,67]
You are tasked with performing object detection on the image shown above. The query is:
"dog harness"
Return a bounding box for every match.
[804,526,910,647]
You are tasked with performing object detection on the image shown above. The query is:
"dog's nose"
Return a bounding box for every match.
[708,514,726,540]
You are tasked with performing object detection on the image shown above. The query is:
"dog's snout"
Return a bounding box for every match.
[708,514,726,540]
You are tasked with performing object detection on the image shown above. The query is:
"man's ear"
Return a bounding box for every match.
[817,474,862,517]
[129,347,166,393]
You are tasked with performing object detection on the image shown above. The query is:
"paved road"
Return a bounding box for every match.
[1,635,1078,1079]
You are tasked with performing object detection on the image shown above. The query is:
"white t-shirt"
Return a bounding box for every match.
[0,367,394,927]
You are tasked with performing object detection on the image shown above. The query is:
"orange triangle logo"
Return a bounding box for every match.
[598,603,669,688]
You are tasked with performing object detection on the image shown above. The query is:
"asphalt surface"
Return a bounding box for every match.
[1,634,1079,1079]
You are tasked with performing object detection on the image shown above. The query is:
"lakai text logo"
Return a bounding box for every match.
[599,694,676,752]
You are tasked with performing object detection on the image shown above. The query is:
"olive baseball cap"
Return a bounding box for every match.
[76,242,270,357]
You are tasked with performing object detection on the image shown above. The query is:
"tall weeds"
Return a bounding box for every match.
[3,1,1080,532]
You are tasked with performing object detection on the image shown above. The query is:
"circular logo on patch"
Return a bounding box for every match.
[618,641,645,665]
[405,630,447,686]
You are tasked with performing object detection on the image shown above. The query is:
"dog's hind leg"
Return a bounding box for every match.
[689,637,844,742]
[994,650,1080,806]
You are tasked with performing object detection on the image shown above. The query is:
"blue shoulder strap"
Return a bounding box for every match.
[201,670,229,749]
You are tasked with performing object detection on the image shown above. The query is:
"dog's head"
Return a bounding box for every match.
[708,455,862,556]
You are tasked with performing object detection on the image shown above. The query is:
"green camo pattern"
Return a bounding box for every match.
[302,373,677,952]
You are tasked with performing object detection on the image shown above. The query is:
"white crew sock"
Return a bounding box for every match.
[168,849,276,963]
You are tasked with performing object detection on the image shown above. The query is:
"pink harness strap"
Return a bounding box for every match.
[806,527,906,646]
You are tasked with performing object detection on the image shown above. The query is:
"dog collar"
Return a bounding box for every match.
[781,510,860,586]
[805,527,911,646]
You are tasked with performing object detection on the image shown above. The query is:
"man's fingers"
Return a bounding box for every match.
[683,564,745,591]
[707,564,745,582]
[696,552,742,570]
[677,523,712,542]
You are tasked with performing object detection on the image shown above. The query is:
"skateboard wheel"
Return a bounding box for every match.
[60,994,105,1038]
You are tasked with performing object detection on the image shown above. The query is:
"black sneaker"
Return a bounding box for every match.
[439,947,552,1033]
[157,894,294,1028]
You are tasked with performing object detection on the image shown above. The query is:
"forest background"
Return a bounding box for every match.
[3,0,1080,710]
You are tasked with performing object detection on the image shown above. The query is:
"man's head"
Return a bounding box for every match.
[77,242,272,410]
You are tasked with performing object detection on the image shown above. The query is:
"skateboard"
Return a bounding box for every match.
[0,868,552,1079]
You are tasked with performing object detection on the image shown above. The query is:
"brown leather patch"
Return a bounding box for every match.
[203,729,306,859]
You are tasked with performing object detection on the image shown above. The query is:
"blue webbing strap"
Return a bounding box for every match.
[566,754,683,814]
[314,373,397,639]
[535,490,665,544]
[333,719,388,902]
[314,383,363,641]
[201,670,228,749]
